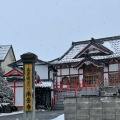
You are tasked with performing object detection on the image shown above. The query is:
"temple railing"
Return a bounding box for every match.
[54,78,120,98]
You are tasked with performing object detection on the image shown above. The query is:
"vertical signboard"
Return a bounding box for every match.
[24,64,33,111]
[21,52,37,120]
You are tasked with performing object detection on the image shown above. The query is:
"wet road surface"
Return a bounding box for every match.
[0,110,64,120]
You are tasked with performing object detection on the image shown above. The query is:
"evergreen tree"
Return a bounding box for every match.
[0,78,14,104]
[0,68,14,105]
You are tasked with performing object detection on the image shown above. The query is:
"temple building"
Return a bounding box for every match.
[3,35,120,110]
[51,36,120,92]
[4,58,56,109]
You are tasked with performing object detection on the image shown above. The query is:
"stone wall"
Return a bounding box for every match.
[64,96,120,120]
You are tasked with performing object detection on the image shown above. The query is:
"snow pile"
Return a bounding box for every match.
[51,114,64,120]
[35,82,52,88]
[0,110,23,116]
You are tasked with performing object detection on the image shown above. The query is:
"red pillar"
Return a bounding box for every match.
[14,81,16,104]
[51,98,54,109]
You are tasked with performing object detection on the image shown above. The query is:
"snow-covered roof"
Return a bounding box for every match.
[35,82,52,88]
[61,44,88,61]
[51,36,120,64]
[8,58,49,67]
[102,41,115,52]
[0,45,11,61]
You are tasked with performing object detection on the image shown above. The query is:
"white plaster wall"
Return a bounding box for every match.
[57,77,61,88]
[50,71,53,80]
[80,75,83,83]
[104,67,108,72]
[15,87,23,106]
[51,91,53,100]
[8,81,23,87]
[78,75,80,83]
[70,68,78,74]
[62,68,69,75]
[79,69,83,74]
[109,64,119,71]
[35,65,48,79]
[104,73,108,79]
[15,81,23,86]
[57,69,60,76]
[57,77,61,83]
[63,85,67,88]
[104,73,108,85]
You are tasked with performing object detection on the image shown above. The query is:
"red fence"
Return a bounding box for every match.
[54,78,119,92]
[52,78,120,107]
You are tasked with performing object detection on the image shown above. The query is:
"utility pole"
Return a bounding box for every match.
[21,52,38,120]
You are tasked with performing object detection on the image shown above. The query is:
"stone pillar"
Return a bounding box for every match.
[21,52,38,120]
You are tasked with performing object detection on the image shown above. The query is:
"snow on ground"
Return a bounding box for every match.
[0,111,23,117]
[0,110,64,120]
[51,114,64,120]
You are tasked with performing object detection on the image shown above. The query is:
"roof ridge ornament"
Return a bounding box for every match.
[91,37,95,41]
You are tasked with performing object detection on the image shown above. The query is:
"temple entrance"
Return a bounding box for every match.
[83,65,103,86]
[70,76,79,88]
[35,87,51,110]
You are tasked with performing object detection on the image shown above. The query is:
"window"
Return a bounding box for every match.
[83,65,103,86]
[109,72,119,86]
[70,76,79,88]
[61,76,69,85]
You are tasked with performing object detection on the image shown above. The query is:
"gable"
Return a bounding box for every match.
[0,45,16,73]
[4,69,23,77]
[74,39,113,58]
[73,57,106,69]
[0,45,16,62]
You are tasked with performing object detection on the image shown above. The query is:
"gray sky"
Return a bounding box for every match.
[0,0,120,61]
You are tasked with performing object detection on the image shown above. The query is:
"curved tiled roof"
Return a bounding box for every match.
[51,35,120,64]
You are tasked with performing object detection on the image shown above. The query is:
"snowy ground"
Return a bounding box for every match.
[0,110,64,120]
[51,114,64,120]
[0,111,23,117]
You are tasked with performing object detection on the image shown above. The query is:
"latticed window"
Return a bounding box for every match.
[109,72,120,86]
[83,65,104,86]
[61,76,79,88]
[61,76,69,85]
[70,76,79,88]
[70,76,79,83]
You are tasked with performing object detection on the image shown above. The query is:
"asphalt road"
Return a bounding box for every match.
[0,110,64,120]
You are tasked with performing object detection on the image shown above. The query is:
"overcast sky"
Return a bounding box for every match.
[0,0,120,61]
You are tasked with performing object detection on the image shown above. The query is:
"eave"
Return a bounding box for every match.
[3,68,23,77]
[73,57,106,69]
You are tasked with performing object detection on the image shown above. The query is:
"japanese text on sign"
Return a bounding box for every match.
[24,64,33,111]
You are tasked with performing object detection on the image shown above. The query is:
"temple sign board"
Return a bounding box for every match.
[24,64,33,111]
[21,52,38,120]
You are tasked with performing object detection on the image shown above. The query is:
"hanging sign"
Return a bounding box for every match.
[24,64,33,111]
